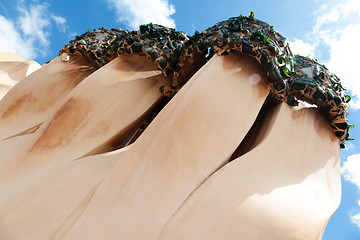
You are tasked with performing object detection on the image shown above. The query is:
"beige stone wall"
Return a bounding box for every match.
[0,52,340,239]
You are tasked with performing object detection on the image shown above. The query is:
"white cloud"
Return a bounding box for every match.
[0,15,34,59]
[313,0,360,32]
[17,3,51,49]
[314,0,360,109]
[290,0,360,109]
[0,1,69,60]
[342,154,360,188]
[288,38,315,57]
[352,213,360,228]
[326,24,360,110]
[312,3,341,34]
[105,0,176,29]
[341,153,360,229]
[51,15,68,33]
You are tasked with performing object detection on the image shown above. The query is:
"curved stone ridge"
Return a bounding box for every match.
[181,14,351,144]
[289,56,351,143]
[60,27,120,66]
[59,13,352,145]
[60,24,188,85]
[178,14,293,102]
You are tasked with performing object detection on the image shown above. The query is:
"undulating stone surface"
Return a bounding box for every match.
[158,103,340,240]
[0,52,41,101]
[0,51,341,240]
[0,14,348,240]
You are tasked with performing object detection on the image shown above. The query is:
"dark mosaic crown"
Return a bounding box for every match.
[59,12,353,147]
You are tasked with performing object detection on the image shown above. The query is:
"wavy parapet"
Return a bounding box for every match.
[59,13,352,145]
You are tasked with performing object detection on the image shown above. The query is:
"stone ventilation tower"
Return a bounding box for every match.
[0,13,352,239]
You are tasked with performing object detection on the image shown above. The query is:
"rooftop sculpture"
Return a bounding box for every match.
[60,12,353,147]
[0,11,347,240]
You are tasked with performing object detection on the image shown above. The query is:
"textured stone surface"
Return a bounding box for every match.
[0,52,41,100]
[0,52,340,240]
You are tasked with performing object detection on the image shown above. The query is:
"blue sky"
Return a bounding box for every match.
[0,0,360,238]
